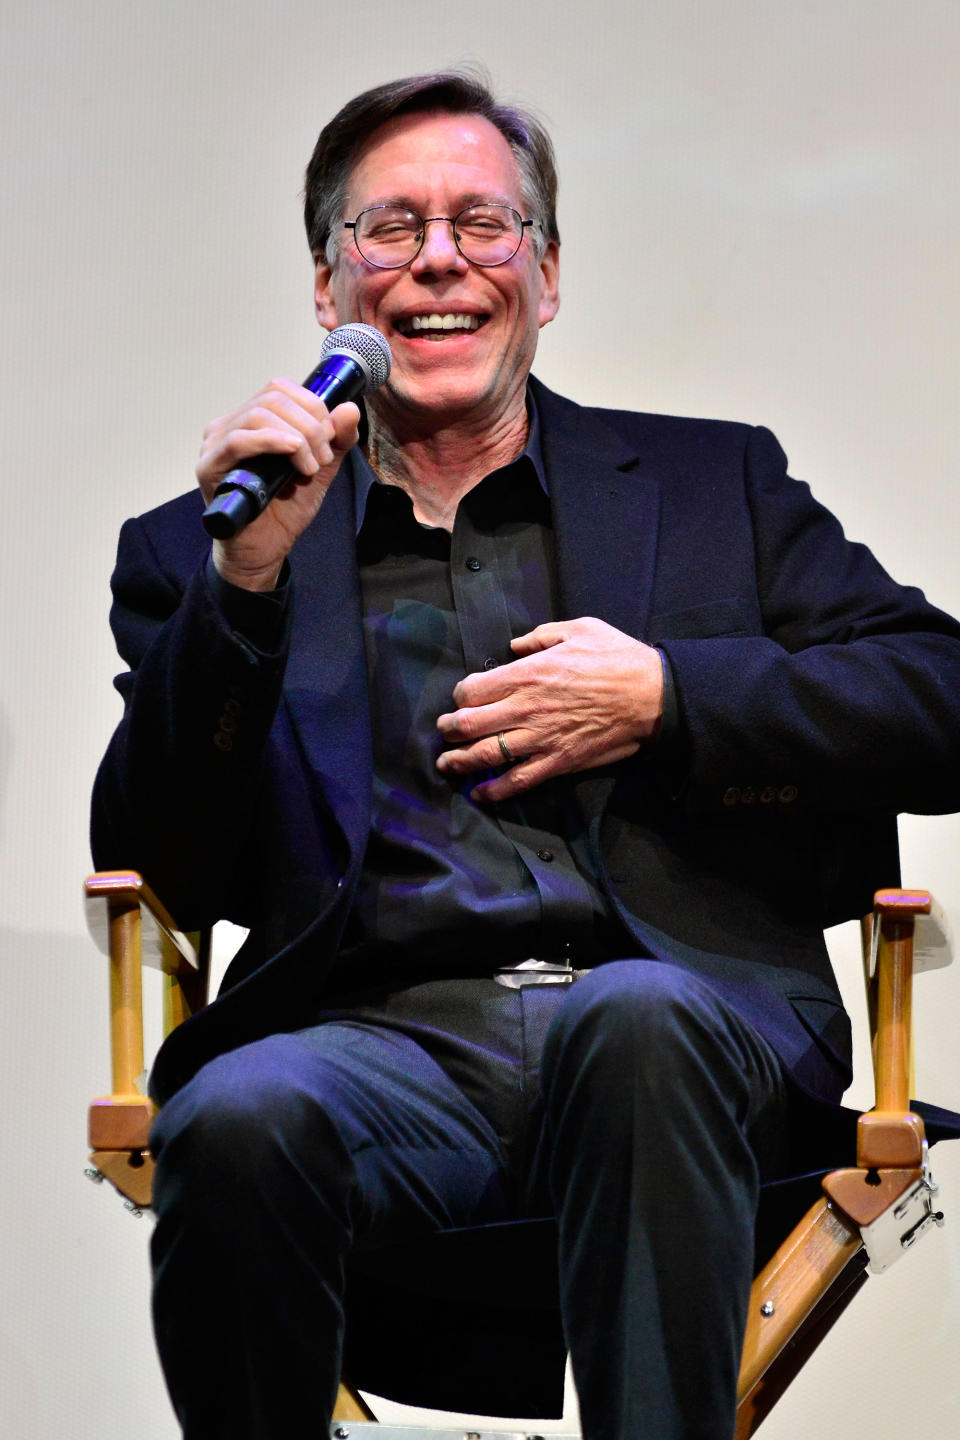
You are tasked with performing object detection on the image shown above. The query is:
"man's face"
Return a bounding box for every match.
[314,110,560,431]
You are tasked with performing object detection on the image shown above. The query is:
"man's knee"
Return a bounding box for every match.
[539,961,769,1137]
[150,1034,351,1209]
[547,961,719,1066]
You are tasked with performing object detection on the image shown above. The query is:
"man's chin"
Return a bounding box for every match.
[382,370,510,424]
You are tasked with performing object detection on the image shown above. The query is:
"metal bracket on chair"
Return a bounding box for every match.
[859,1148,945,1274]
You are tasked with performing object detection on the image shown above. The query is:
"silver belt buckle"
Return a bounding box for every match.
[494,959,577,989]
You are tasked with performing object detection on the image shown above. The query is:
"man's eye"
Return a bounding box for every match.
[459,218,507,238]
[368,222,417,241]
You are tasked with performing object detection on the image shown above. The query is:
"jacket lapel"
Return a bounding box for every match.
[282,458,372,868]
[531,380,663,830]
[532,379,661,641]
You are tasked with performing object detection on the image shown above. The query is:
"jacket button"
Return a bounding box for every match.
[465,556,482,571]
[778,784,798,804]
[722,787,740,807]
[537,848,555,862]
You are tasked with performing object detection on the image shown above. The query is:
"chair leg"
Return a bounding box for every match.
[735,1248,868,1437]
[333,1378,377,1422]
[736,1197,862,1435]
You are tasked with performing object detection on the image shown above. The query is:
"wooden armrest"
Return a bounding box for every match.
[857,888,951,1168]
[85,870,201,977]
[85,871,210,1198]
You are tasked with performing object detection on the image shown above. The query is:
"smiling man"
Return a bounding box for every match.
[93,71,960,1440]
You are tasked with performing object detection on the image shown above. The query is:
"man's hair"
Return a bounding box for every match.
[303,68,559,266]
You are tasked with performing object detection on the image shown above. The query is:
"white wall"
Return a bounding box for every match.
[1,2,958,1434]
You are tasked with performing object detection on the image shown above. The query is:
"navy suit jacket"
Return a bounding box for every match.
[92,379,960,1109]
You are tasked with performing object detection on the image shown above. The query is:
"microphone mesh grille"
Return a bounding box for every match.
[319,323,392,389]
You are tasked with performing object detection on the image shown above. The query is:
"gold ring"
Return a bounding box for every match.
[497,731,516,764]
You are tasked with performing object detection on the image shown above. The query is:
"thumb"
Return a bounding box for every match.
[329,401,362,456]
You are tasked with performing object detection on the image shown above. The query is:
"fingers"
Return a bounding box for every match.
[470,752,552,802]
[437,618,662,800]
[436,694,514,745]
[197,380,355,499]
[509,622,568,657]
[435,724,535,779]
[199,382,361,591]
[468,735,640,804]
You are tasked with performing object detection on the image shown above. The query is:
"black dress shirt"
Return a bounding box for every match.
[328,412,633,991]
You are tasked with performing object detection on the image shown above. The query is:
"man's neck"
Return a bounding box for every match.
[364,399,530,531]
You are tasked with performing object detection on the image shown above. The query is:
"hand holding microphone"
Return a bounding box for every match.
[196,324,391,589]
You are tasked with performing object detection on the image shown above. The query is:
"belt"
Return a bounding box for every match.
[494,959,594,989]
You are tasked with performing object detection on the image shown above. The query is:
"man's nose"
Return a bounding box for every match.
[410,216,468,274]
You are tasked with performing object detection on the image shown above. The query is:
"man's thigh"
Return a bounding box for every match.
[151,1021,517,1250]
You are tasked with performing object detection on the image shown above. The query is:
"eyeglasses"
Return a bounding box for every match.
[343,204,536,269]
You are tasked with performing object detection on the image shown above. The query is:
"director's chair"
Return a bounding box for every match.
[84,871,953,1438]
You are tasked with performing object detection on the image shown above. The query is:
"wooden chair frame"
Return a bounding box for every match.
[84,872,952,1437]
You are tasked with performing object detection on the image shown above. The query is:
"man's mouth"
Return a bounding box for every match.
[395,312,487,338]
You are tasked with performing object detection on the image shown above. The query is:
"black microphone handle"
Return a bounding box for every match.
[201,354,368,540]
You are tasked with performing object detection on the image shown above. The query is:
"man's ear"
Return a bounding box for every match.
[537,239,560,329]
[314,260,339,331]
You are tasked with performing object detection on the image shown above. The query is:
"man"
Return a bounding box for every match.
[92,71,960,1440]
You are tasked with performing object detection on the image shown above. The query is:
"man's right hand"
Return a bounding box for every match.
[197,378,361,591]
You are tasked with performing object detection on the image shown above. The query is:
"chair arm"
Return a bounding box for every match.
[84,871,210,1201]
[857,888,952,1168]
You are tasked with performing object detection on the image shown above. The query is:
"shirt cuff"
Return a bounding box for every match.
[657,648,678,742]
[205,555,291,653]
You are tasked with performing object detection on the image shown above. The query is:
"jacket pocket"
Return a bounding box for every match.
[648,596,753,642]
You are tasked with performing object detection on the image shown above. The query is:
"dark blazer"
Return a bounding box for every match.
[92,379,960,1109]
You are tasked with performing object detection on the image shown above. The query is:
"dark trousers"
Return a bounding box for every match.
[150,962,791,1440]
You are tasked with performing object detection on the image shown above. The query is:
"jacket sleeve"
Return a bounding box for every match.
[657,425,960,816]
[91,509,293,928]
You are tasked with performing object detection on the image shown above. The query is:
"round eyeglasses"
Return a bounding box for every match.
[343,204,536,269]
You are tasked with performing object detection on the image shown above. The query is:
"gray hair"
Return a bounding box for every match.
[303,68,559,267]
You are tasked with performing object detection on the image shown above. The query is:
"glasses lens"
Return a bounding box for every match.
[353,208,422,268]
[454,205,524,265]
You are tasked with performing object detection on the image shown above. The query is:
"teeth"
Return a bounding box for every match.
[404,313,481,333]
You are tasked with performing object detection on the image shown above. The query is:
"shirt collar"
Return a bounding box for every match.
[351,386,548,535]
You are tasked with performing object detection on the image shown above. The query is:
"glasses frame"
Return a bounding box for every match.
[342,204,537,270]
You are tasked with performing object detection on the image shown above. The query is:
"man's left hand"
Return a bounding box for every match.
[435,618,664,802]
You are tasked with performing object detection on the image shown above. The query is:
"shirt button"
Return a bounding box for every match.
[483,656,498,670]
[537,848,555,862]
[465,556,482,571]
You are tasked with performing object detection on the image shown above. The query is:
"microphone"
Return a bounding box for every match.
[201,323,392,539]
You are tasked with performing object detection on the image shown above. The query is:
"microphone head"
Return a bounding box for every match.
[319,323,392,390]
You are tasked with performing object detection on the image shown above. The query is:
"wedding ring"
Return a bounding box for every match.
[496,731,516,764]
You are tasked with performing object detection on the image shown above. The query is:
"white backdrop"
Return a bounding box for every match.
[1,2,958,1435]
